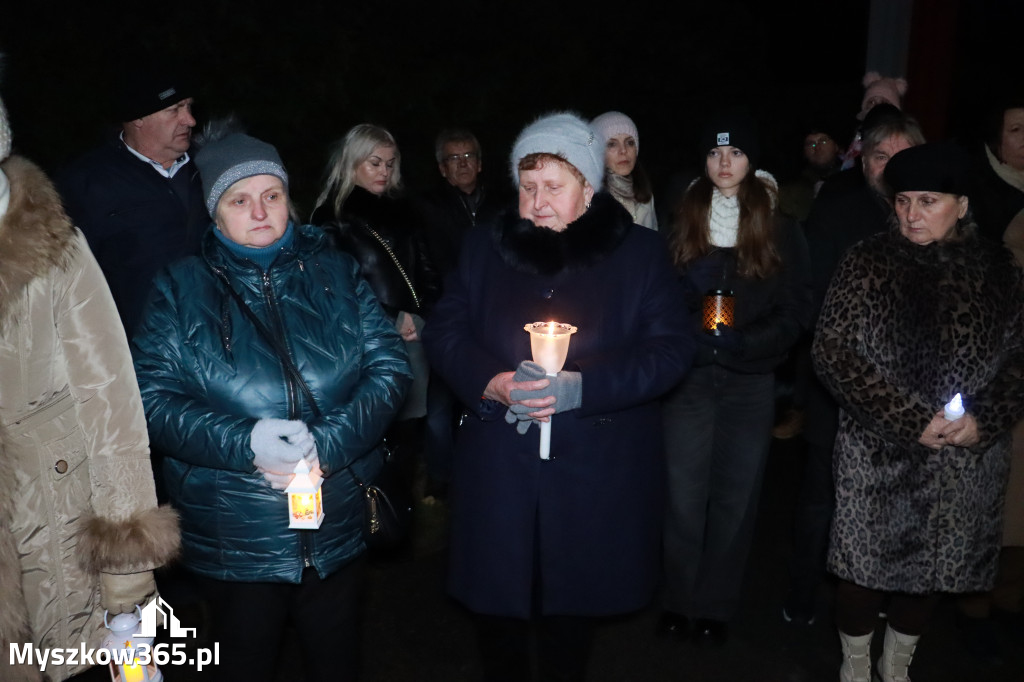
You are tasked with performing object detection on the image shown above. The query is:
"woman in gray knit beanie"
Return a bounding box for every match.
[422,111,693,681]
[132,129,411,681]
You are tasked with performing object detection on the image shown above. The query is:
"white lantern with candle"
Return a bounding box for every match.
[286,458,324,529]
[523,321,578,460]
[100,609,162,682]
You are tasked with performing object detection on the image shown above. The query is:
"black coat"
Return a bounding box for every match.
[679,219,812,375]
[802,168,893,446]
[56,137,207,337]
[422,193,694,617]
[314,186,438,318]
[414,181,512,285]
[970,144,1024,244]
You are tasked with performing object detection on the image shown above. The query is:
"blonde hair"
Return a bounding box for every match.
[313,124,402,219]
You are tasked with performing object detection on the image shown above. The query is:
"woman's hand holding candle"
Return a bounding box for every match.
[509,363,582,415]
[918,411,980,449]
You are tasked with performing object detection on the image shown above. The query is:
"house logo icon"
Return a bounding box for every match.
[133,596,198,639]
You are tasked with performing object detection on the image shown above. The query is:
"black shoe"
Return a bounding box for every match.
[782,588,816,625]
[692,619,728,648]
[782,593,815,622]
[656,611,690,640]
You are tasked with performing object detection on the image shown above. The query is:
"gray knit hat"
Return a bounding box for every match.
[510,112,604,191]
[195,133,288,216]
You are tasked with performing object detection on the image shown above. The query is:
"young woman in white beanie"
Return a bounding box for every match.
[591,111,658,230]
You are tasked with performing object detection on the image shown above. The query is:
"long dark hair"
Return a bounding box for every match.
[669,172,780,279]
[630,162,653,204]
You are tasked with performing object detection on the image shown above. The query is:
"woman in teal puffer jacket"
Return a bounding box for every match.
[132,132,411,682]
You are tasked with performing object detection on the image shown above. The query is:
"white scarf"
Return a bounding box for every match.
[986,144,1024,194]
[606,172,658,230]
[0,169,10,218]
[707,170,777,247]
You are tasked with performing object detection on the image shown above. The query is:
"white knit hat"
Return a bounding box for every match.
[510,112,604,191]
[591,111,639,152]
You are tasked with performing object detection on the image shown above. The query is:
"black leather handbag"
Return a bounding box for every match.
[351,440,413,550]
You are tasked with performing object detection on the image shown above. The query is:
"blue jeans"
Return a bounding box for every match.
[662,365,775,621]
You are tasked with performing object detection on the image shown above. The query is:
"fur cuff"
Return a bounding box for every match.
[78,505,180,574]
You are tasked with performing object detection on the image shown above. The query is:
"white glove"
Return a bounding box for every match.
[260,444,321,490]
[251,419,314,473]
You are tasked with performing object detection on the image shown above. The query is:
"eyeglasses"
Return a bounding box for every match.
[444,152,479,164]
[804,137,834,149]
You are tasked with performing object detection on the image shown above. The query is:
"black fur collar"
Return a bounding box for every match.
[493,191,633,276]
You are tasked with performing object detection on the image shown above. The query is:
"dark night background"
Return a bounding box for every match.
[1,0,1022,215]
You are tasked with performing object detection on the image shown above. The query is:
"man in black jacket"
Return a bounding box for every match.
[416,129,510,498]
[58,64,207,338]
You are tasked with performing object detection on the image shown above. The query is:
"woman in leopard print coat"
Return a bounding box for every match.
[813,143,1024,682]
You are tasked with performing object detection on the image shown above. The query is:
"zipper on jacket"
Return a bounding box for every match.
[301,530,313,568]
[258,266,314,571]
[260,268,300,419]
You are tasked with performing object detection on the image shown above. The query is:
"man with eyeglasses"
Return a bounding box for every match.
[779,122,843,223]
[415,129,511,505]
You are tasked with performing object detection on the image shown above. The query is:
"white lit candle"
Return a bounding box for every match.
[943,393,965,421]
[523,321,577,459]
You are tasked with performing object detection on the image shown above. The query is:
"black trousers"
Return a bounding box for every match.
[662,365,776,620]
[193,557,365,682]
[786,441,836,611]
[424,374,457,485]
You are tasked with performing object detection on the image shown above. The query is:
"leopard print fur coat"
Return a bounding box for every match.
[813,228,1024,593]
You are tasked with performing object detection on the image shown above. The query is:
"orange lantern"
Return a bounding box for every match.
[702,289,735,335]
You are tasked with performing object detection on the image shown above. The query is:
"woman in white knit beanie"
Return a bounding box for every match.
[591,111,658,230]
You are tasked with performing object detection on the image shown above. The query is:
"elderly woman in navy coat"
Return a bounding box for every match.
[423,112,693,682]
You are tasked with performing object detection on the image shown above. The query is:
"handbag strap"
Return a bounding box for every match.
[211,266,379,484]
[211,267,322,419]
[358,222,421,311]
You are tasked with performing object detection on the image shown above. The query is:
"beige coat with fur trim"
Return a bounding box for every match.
[0,156,179,681]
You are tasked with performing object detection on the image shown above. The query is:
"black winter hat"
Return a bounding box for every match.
[115,61,192,122]
[884,142,972,196]
[700,110,760,168]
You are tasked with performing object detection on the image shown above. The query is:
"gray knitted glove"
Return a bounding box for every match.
[504,360,549,434]
[509,369,582,415]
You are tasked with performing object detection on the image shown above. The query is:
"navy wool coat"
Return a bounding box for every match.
[423,192,694,617]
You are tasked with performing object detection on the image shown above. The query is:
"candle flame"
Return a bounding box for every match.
[547,321,556,335]
[948,393,962,412]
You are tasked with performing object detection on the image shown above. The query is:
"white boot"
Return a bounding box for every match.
[876,624,918,682]
[838,630,873,682]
